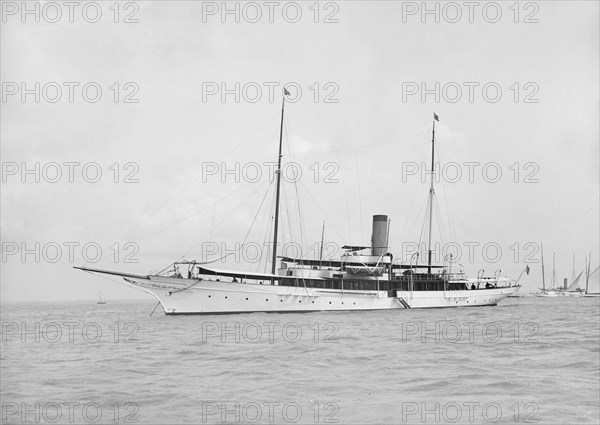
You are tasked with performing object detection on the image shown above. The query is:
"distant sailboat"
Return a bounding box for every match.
[561,254,583,296]
[97,292,107,305]
[564,271,584,296]
[537,248,560,297]
[583,257,600,297]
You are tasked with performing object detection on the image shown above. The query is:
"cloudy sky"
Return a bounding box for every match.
[1,1,598,302]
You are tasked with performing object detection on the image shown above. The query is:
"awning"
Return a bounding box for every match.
[341,245,370,251]
[196,265,280,281]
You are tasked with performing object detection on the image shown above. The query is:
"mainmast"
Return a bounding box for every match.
[585,254,591,294]
[427,113,439,274]
[319,220,325,265]
[552,253,556,289]
[271,89,289,277]
[541,243,546,291]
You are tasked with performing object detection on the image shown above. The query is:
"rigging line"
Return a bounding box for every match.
[297,179,346,244]
[281,117,294,245]
[282,182,293,253]
[282,124,296,246]
[259,187,276,273]
[181,178,270,258]
[81,269,148,295]
[88,178,259,267]
[400,180,422,243]
[156,262,178,276]
[127,182,252,243]
[264,215,274,274]
[282,185,300,266]
[286,190,297,254]
[291,171,306,256]
[417,195,430,258]
[287,163,309,290]
[276,108,299,268]
[231,177,275,268]
[355,150,364,242]
[293,176,306,257]
[258,182,276,274]
[290,166,307,258]
[169,279,201,294]
[251,176,268,273]
[222,110,281,159]
[292,130,427,156]
[433,196,446,251]
[181,178,269,260]
[438,195,450,246]
[336,151,353,245]
[409,193,429,245]
[116,111,280,243]
[432,194,442,246]
[356,253,386,277]
[438,200,448,248]
[434,138,457,244]
[209,204,216,243]
[282,110,307,256]
[148,302,161,318]
[440,180,456,244]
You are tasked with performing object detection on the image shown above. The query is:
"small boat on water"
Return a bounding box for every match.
[76,99,520,314]
[96,292,107,305]
[564,272,584,297]
[537,252,598,298]
[536,248,563,297]
[562,254,584,296]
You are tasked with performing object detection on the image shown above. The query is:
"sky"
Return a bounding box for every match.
[1,0,599,302]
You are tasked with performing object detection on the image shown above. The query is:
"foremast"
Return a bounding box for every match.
[271,89,290,279]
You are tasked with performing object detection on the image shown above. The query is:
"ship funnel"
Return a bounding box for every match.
[371,215,389,256]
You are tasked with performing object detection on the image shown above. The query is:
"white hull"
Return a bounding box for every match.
[126,276,519,314]
[536,292,561,297]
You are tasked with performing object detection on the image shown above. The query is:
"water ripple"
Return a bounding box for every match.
[1,297,598,424]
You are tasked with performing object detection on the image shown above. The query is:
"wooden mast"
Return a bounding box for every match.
[319,220,325,266]
[585,254,591,294]
[541,243,546,291]
[271,90,288,278]
[552,253,556,289]
[427,113,438,274]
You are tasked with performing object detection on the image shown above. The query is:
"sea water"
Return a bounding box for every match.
[1,297,599,424]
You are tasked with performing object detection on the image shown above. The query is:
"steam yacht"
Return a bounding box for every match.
[76,95,520,314]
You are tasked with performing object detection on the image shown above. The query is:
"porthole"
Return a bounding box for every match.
[329,302,332,304]
[225,296,228,299]
[280,300,283,302]
[208,295,211,298]
[266,299,269,301]
[299,300,302,303]
[312,301,315,304]
[246,298,248,300]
